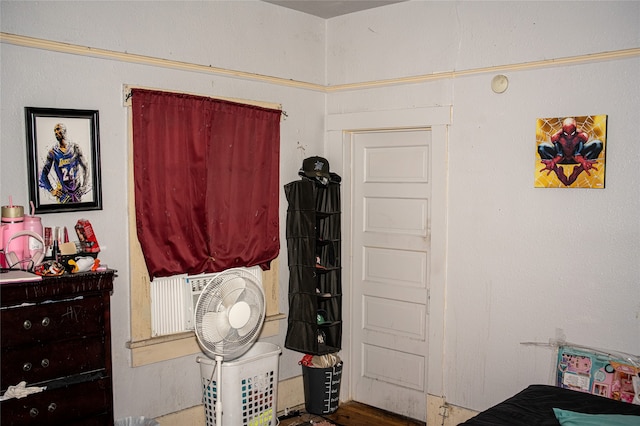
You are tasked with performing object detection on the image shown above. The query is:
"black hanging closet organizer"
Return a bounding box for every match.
[284,158,342,355]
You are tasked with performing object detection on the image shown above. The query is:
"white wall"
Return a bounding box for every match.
[0,1,326,420]
[327,0,640,412]
[1,0,639,420]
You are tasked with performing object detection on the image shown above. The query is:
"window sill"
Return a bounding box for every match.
[126,312,286,367]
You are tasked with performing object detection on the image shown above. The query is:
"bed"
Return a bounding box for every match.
[459,384,640,425]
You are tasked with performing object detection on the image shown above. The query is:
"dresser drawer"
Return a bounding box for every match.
[0,271,115,425]
[1,337,106,388]
[1,295,105,347]
[0,376,111,425]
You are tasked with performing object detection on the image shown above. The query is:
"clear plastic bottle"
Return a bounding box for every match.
[23,214,43,261]
[52,227,61,263]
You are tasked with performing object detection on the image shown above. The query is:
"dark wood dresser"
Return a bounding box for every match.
[1,270,115,425]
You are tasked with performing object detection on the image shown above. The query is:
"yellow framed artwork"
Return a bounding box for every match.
[535,115,607,188]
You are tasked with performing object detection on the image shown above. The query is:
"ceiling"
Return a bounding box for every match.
[263,0,406,19]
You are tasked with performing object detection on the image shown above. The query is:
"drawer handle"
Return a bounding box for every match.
[41,358,50,368]
[23,362,33,372]
[23,320,32,330]
[41,317,51,327]
[48,403,57,412]
[30,408,39,417]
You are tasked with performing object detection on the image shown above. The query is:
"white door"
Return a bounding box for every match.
[351,129,433,422]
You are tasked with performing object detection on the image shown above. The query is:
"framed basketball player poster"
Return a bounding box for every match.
[25,107,103,213]
[534,115,607,189]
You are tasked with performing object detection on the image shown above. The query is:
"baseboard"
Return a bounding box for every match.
[153,380,475,426]
[155,404,205,426]
[426,394,478,426]
[154,375,305,425]
[277,375,305,413]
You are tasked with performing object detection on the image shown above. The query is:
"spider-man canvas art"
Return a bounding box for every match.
[535,115,607,188]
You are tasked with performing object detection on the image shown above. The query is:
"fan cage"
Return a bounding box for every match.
[195,268,266,360]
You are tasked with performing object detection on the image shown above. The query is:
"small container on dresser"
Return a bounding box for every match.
[1,270,116,425]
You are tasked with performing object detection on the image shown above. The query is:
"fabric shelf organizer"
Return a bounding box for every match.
[284,157,342,355]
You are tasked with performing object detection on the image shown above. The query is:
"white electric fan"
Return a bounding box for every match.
[194,267,266,426]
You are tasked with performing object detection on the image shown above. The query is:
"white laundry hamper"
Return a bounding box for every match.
[197,342,281,426]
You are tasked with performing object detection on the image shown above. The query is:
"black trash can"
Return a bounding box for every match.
[302,361,343,415]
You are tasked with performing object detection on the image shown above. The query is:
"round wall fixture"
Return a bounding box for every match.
[491,74,509,93]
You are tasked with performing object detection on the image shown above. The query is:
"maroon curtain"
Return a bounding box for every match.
[132,89,280,278]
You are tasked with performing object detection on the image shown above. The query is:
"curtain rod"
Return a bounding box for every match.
[123,84,287,119]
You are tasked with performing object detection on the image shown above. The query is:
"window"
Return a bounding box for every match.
[125,87,285,366]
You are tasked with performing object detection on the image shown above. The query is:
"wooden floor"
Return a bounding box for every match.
[278,401,426,426]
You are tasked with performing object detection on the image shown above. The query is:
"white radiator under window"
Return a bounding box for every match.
[150,266,261,337]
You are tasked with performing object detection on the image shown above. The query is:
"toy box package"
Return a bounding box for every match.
[75,219,100,254]
[556,345,639,404]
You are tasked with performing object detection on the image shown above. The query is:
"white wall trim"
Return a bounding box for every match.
[3,32,639,93]
[327,106,452,130]
[327,107,451,403]
[0,32,323,92]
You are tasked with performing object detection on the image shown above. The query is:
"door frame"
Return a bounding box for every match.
[327,107,451,408]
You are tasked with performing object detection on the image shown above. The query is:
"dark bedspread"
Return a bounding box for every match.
[459,384,640,425]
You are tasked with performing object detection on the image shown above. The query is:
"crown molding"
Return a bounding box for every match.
[0,32,324,92]
[3,32,639,93]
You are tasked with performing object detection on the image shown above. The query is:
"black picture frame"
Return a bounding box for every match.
[25,107,102,213]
